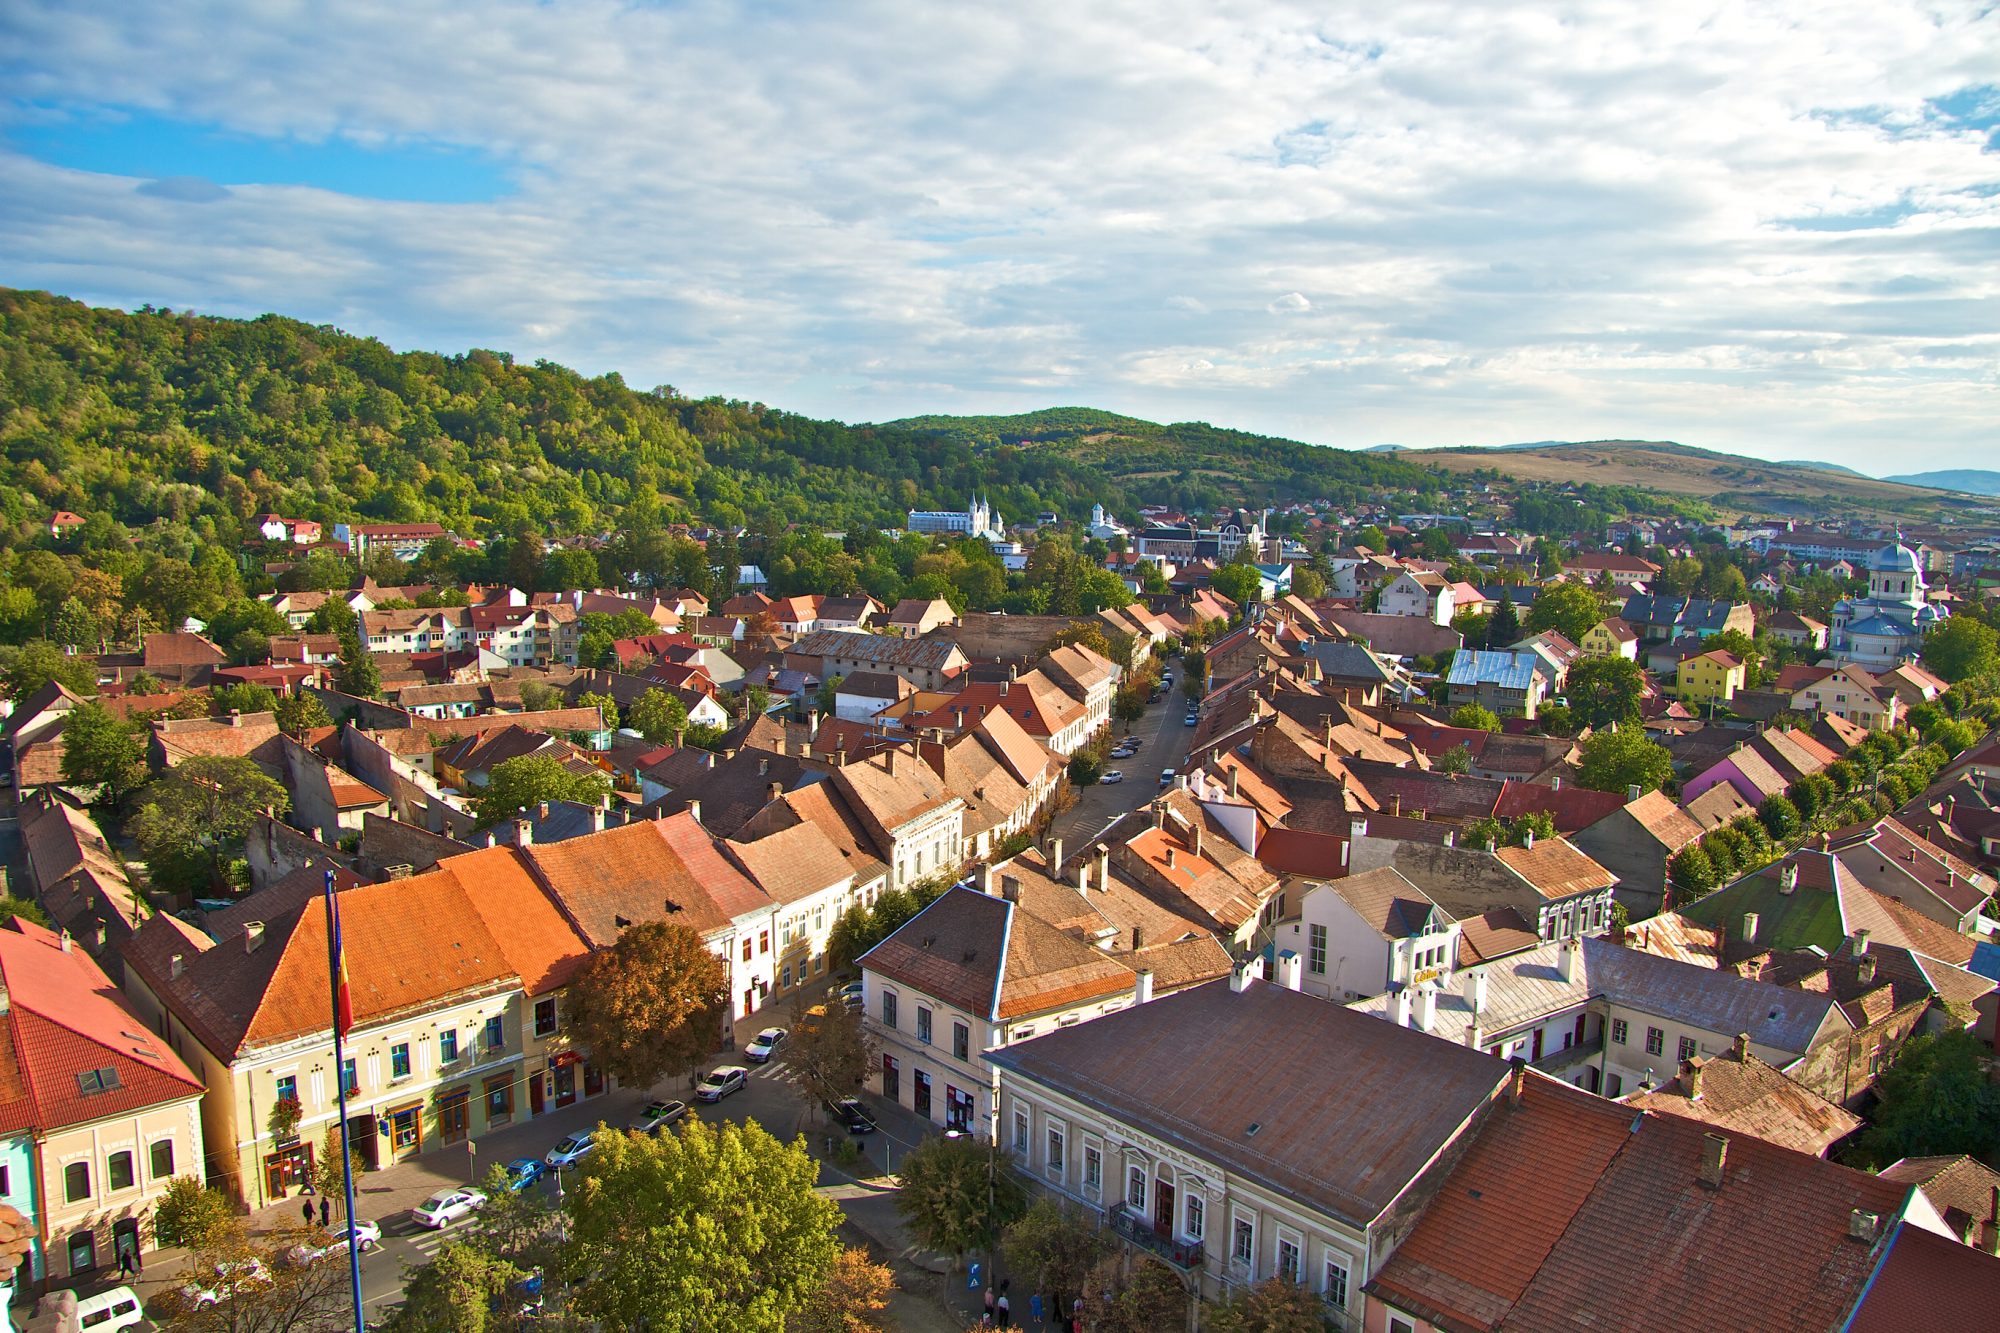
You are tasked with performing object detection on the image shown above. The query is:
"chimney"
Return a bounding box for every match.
[1094,846,1110,892]
[1780,862,1799,894]
[1468,968,1489,1015]
[1229,957,1265,993]
[1507,1056,1527,1103]
[1522,829,1535,850]
[1443,829,1456,848]
[244,921,266,954]
[1558,938,1579,983]
[686,799,702,826]
[1848,1209,1880,1243]
[1391,794,1401,818]
[980,862,998,895]
[1683,1058,1704,1100]
[1165,847,1177,869]
[1275,949,1302,992]
[1131,925,1144,951]
[1048,838,1063,874]
[1733,1031,1750,1062]
[1851,928,1870,957]
[1075,863,1090,892]
[1858,954,1877,985]
[1984,1188,2000,1257]
[1191,825,1203,860]
[768,780,782,803]
[1741,912,1760,944]
[1228,767,1240,798]
[170,954,185,981]
[1627,783,1641,802]
[1393,987,1413,1027]
[1466,1020,1483,1050]
[1698,1133,1729,1189]
[1001,875,1020,903]
[58,930,72,954]
[1133,969,1154,1005]
[1415,983,1437,1032]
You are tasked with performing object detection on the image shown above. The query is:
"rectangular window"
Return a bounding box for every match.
[534,998,558,1038]
[1308,923,1327,975]
[741,938,753,963]
[1611,1019,1628,1045]
[275,1073,298,1107]
[150,1140,174,1180]
[953,1021,970,1061]
[64,1162,90,1203]
[390,1043,411,1079]
[1126,1165,1146,1211]
[1277,1236,1301,1284]
[1324,1258,1349,1308]
[1389,1318,1416,1333]
[108,1152,135,1192]
[1014,1111,1029,1155]
[781,963,792,988]
[759,930,769,955]
[1232,1217,1254,1266]
[1084,1145,1102,1194]
[341,1058,359,1095]
[1679,1036,1699,1063]
[1186,1193,1205,1241]
[484,1016,505,1050]
[440,1029,459,1063]
[917,1007,933,1045]
[485,1076,514,1125]
[882,992,898,1028]
[1645,1026,1664,1057]
[1047,1128,1065,1180]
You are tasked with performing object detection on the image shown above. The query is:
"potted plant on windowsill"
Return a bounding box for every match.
[268,1094,302,1147]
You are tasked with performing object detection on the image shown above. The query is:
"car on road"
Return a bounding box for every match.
[745,1026,788,1063]
[628,1100,689,1135]
[829,980,864,1004]
[545,1130,598,1170]
[412,1187,487,1229]
[696,1065,750,1102]
[1099,770,1124,784]
[184,1259,271,1307]
[290,1219,382,1265]
[827,1098,879,1134]
[1160,768,1176,786]
[1110,744,1137,759]
[502,1158,548,1192]
[1183,713,1198,726]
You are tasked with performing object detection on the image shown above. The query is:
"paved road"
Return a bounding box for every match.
[1051,661,1195,854]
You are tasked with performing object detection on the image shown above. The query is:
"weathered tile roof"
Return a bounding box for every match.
[525,814,773,948]
[1848,1223,2000,1332]
[1625,1048,1861,1156]
[1493,837,1616,900]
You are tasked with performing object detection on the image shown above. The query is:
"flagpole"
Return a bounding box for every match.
[325,869,366,1333]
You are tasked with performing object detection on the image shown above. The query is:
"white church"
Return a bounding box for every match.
[1827,538,1948,670]
[906,496,1006,542]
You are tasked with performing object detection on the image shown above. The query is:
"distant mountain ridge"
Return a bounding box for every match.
[1882,469,2000,496]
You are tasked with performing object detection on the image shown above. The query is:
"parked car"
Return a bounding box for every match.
[502,1158,548,1192]
[628,1099,689,1135]
[184,1259,271,1308]
[1160,768,1176,786]
[291,1219,382,1265]
[1183,713,1198,727]
[1110,744,1137,759]
[545,1130,598,1170]
[745,1026,788,1063]
[1099,770,1124,784]
[411,1188,487,1229]
[827,1098,879,1134]
[696,1065,750,1102]
[829,980,864,1004]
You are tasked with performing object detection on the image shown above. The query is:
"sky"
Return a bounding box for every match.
[2,1,1997,472]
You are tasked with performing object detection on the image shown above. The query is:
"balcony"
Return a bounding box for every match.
[1533,1035,1603,1075]
[1109,1204,1204,1272]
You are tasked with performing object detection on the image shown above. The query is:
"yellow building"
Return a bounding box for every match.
[1677,649,1746,706]
[1579,617,1640,661]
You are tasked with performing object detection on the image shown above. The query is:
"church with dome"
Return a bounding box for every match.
[1826,539,1947,670]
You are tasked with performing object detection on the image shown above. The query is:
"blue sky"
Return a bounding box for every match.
[1,1,1996,470]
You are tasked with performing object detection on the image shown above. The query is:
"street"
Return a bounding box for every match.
[1050,662,1196,853]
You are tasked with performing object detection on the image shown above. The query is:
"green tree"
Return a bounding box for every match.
[1355,525,1387,553]
[893,1134,1030,1270]
[1524,581,1605,644]
[1211,563,1262,609]
[148,1175,235,1249]
[50,595,98,652]
[1088,1256,1192,1333]
[1923,617,2000,683]
[1853,1029,2000,1168]
[380,1239,523,1333]
[1566,656,1647,731]
[149,1218,350,1331]
[1486,591,1520,647]
[1669,844,1719,901]
[212,682,280,716]
[1,640,96,700]
[1204,1276,1337,1332]
[560,921,729,1089]
[60,701,149,804]
[1435,743,1473,775]
[576,691,620,733]
[275,692,334,734]
[1002,1201,1114,1322]
[0,896,51,929]
[474,754,611,827]
[310,1123,367,1216]
[332,629,381,699]
[130,755,290,893]
[1461,815,1505,851]
[1575,726,1673,796]
[628,687,690,744]
[1449,703,1501,733]
[1758,794,1802,842]
[1288,567,1326,601]
[1509,810,1558,846]
[567,1117,841,1332]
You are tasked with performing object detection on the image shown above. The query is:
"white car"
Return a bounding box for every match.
[696,1065,750,1102]
[1099,770,1124,784]
[544,1130,598,1170]
[293,1219,382,1264]
[411,1187,487,1229]
[745,1027,788,1063]
[184,1259,270,1307]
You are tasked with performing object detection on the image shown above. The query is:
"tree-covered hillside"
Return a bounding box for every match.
[0,290,1431,554]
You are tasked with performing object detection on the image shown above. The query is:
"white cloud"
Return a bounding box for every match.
[0,0,1995,467]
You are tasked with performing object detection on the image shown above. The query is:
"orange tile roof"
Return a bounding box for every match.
[525,814,773,949]
[1494,837,1616,900]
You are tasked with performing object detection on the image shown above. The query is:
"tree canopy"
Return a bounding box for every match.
[1575,726,1674,796]
[559,920,729,1089]
[473,754,611,827]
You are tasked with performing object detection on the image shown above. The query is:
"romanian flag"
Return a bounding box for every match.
[326,871,353,1039]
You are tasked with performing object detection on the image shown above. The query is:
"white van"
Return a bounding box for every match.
[75,1285,146,1330]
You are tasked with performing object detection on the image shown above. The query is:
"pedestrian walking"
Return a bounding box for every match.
[116,1246,135,1278]
[301,1198,314,1227]
[984,1286,997,1322]
[997,1291,1011,1328]
[319,1197,331,1228]
[1030,1292,1044,1326]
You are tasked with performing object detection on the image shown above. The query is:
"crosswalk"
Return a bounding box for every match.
[397,1214,482,1261]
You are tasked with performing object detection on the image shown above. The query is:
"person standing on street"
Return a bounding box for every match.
[319,1197,331,1229]
[301,1198,313,1227]
[996,1290,1011,1328]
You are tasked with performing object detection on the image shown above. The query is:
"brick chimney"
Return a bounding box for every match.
[1733,1031,1750,1061]
[1698,1134,1729,1189]
[1507,1056,1527,1102]
[1228,766,1239,798]
[1683,1058,1704,1100]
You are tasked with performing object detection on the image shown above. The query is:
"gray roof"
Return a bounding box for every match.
[1353,936,1840,1056]
[791,629,964,670]
[989,978,1510,1229]
[1304,640,1395,684]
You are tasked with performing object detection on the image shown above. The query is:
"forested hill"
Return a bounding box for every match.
[0,289,1433,549]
